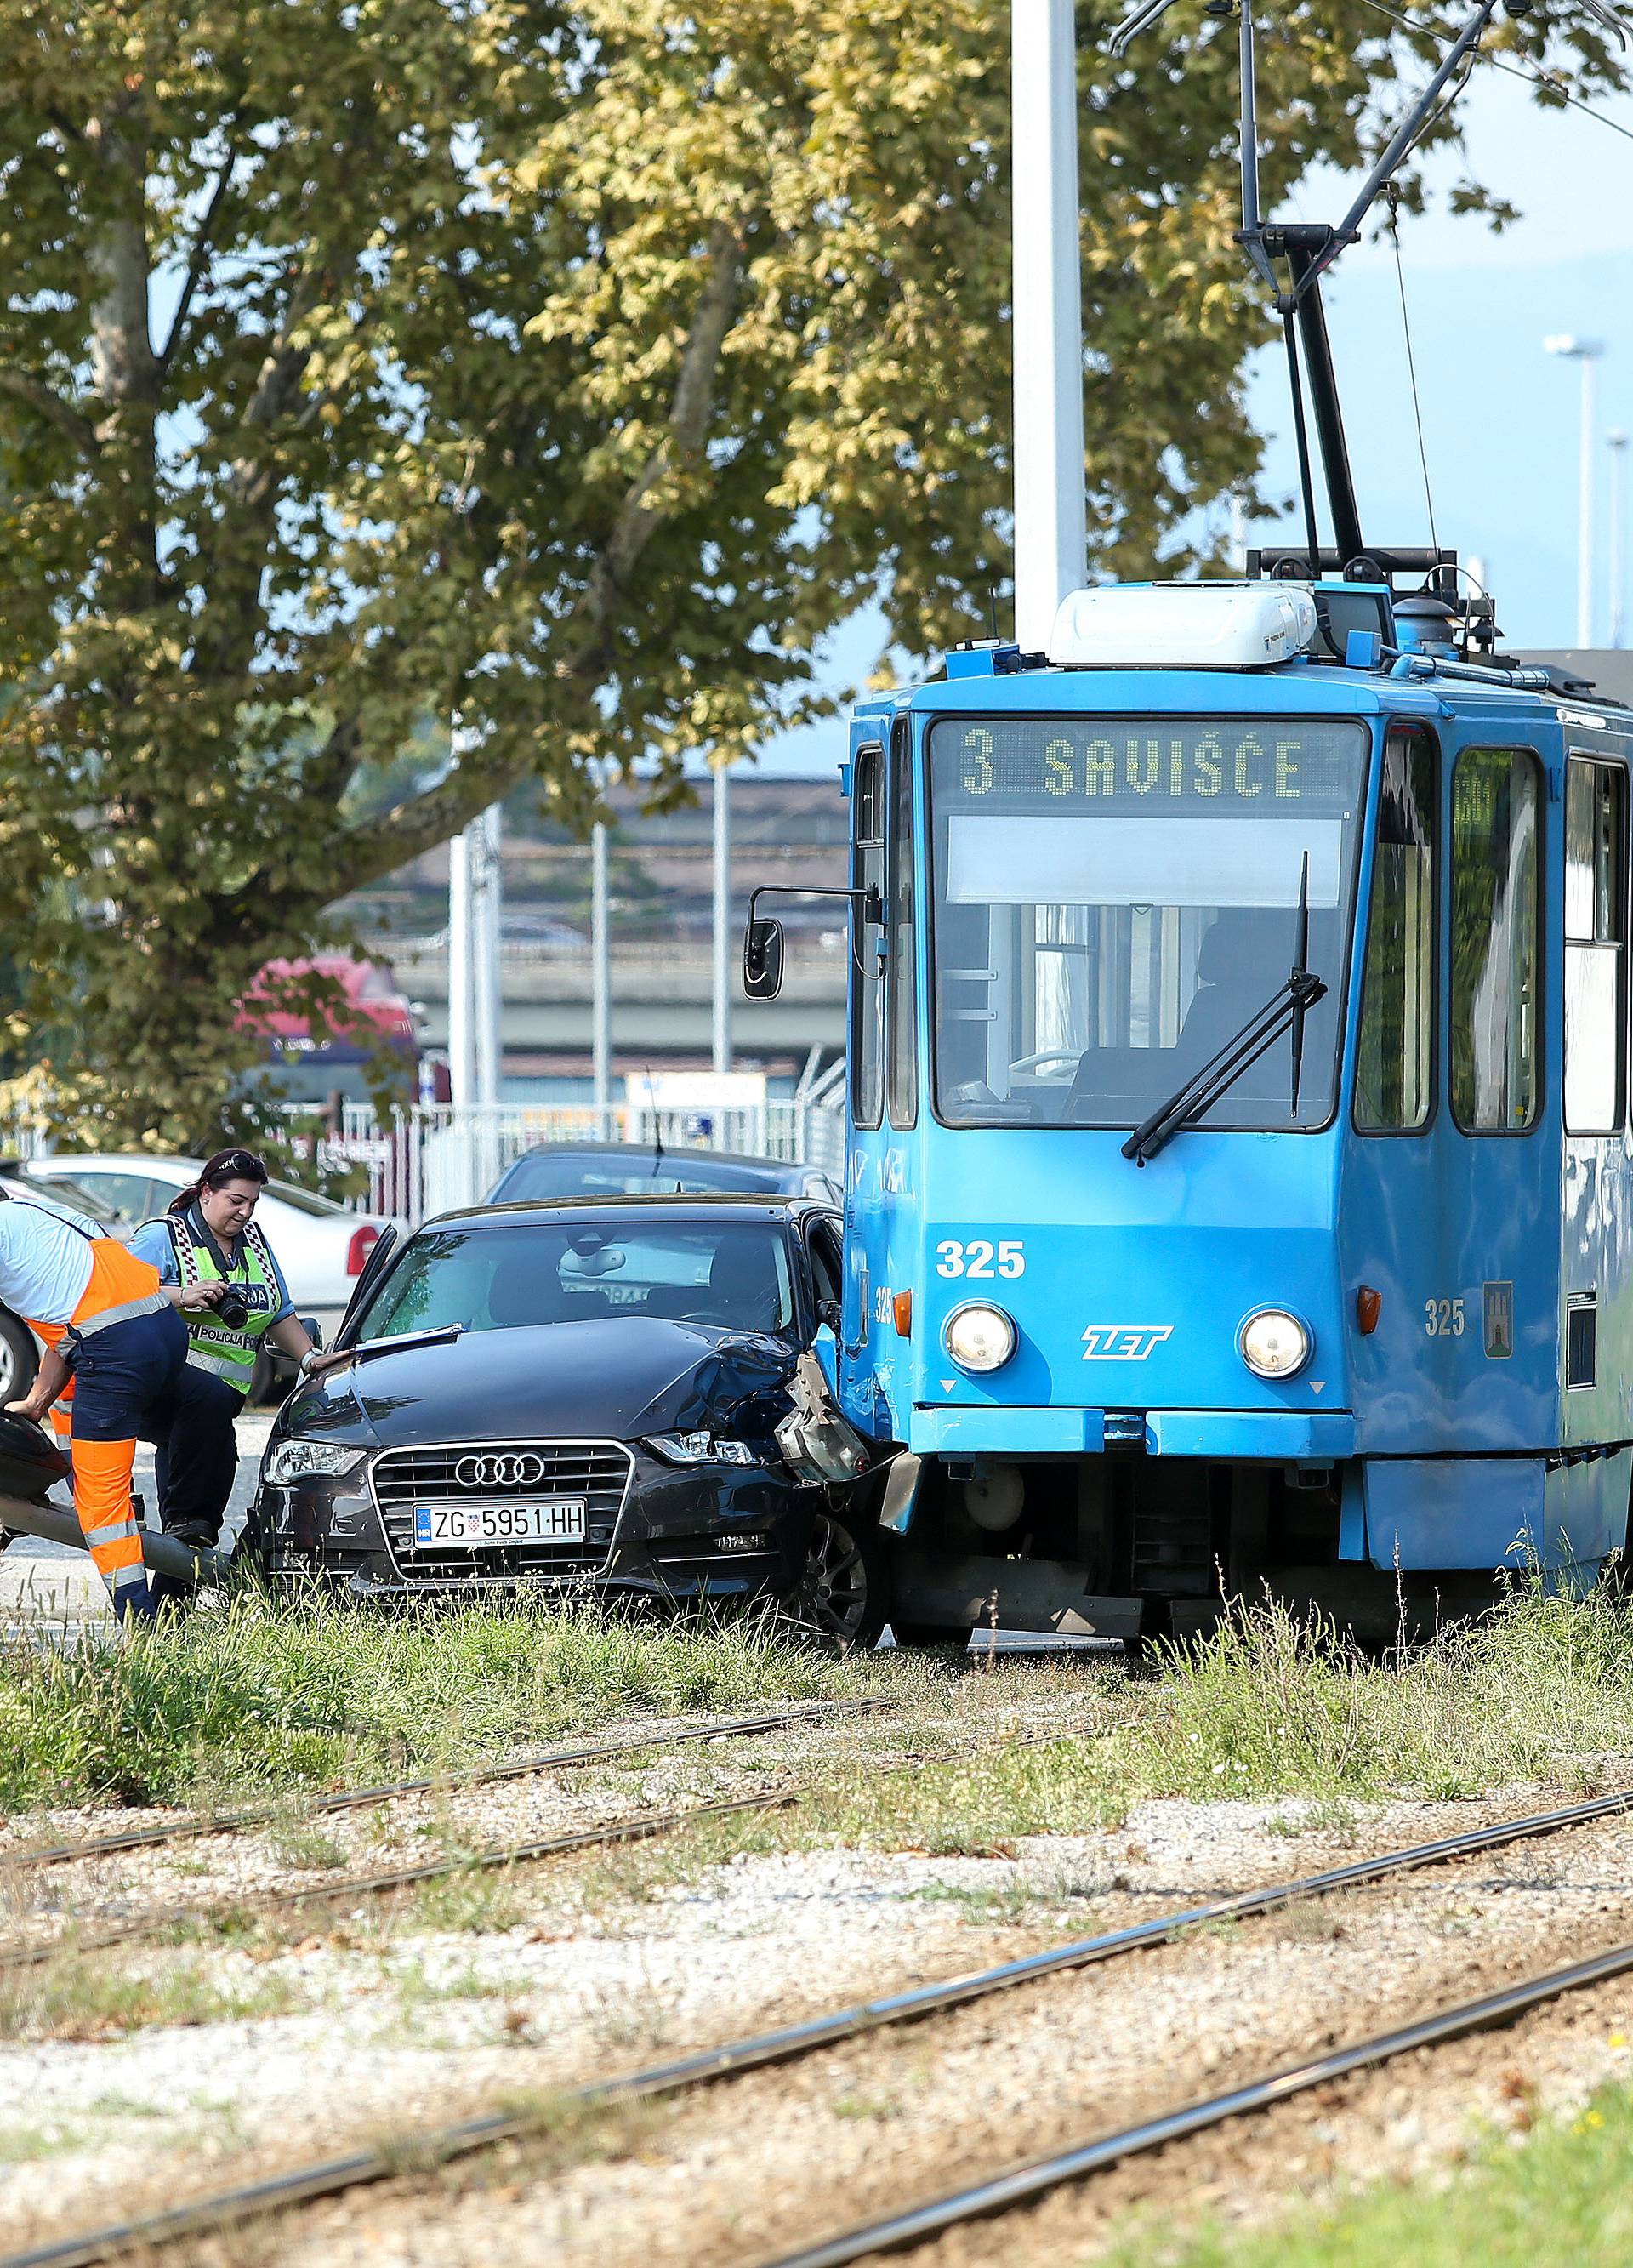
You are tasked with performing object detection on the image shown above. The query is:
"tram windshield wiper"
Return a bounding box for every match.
[1121,856,1327,1166]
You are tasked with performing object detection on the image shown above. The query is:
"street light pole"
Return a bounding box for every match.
[1610,429,1628,650]
[1011,0,1088,655]
[1545,333,1605,647]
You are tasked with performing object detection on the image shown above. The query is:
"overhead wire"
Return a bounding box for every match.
[1351,0,1633,146]
[1385,183,1442,555]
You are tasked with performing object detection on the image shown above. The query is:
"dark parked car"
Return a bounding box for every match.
[251,1195,883,1644]
[485,1142,842,1207]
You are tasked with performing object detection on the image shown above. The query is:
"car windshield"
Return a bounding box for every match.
[358,1219,796,1339]
[928,715,1369,1130]
[498,1152,776,1200]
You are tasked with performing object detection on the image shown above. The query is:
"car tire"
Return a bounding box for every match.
[0,1312,38,1407]
[792,1502,887,1651]
[890,1621,974,1651]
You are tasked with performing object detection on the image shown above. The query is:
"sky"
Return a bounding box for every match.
[739,57,1633,781]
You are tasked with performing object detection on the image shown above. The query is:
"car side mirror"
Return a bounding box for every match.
[300,1318,323,1349]
[743,916,786,1000]
[816,1299,841,1334]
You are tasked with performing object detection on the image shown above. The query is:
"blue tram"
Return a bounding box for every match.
[751,578,1633,1642]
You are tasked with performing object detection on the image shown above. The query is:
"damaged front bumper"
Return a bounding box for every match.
[253,1449,815,1604]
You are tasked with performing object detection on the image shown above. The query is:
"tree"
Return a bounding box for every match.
[0,0,1619,1143]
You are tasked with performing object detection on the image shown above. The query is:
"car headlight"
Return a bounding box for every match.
[1238,1308,1312,1381]
[943,1302,1017,1375]
[645,1431,759,1467]
[264,1441,367,1486]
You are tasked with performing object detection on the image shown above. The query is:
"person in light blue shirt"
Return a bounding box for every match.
[128,1148,321,1564]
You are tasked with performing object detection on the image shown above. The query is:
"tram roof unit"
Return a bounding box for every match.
[873,578,1633,735]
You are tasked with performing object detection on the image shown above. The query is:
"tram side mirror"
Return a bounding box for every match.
[743,916,786,1000]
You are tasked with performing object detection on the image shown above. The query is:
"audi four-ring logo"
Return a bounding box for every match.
[455,1451,547,1490]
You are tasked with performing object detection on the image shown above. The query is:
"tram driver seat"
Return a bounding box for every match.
[1174,911,1292,1083]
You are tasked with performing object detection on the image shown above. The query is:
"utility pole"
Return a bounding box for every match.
[591,818,612,1122]
[472,802,503,1108]
[711,762,732,1075]
[1011,0,1088,655]
[1611,430,1628,649]
[1545,333,1604,647]
[447,822,476,1111]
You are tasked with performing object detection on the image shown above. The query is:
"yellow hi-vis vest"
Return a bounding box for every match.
[167,1211,282,1395]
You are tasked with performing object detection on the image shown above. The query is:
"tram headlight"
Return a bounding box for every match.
[1238,1308,1312,1381]
[943,1302,1017,1375]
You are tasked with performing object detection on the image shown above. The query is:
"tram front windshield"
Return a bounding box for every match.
[928,715,1369,1131]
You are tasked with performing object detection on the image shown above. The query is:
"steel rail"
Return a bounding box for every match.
[1,1725,1077,1975]
[760,1936,1633,2268]
[7,1783,1630,2268]
[0,1698,895,1873]
[0,1787,803,1975]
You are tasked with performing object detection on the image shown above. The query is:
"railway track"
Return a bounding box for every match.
[9,1782,1631,2268]
[0,1696,896,1873]
[0,1722,1082,1974]
[754,1938,1633,2268]
[0,1786,803,1974]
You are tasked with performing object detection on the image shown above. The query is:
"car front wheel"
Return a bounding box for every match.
[792,1502,885,1651]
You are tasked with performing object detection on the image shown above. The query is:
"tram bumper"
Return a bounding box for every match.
[907,1407,1356,1460]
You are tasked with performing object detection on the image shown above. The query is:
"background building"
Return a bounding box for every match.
[351,772,847,1100]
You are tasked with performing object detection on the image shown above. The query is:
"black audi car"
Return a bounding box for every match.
[249,1195,882,1644]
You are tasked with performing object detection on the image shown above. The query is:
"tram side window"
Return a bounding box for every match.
[1564,759,1626,1136]
[1450,747,1542,1133]
[1355,726,1437,1132]
[886,719,919,1128]
[851,743,885,1130]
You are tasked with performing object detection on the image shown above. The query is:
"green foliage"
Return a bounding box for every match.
[1107,2079,1633,2268]
[0,2,1619,1139]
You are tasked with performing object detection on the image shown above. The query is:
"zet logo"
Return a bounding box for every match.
[1082,1325,1174,1361]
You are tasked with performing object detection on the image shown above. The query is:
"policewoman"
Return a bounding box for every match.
[128,1149,320,1554]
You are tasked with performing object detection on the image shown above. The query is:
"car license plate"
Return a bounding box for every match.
[413,1500,588,1547]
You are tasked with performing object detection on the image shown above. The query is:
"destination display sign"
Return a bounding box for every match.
[928,716,1367,814]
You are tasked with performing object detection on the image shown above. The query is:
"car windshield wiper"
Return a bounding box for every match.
[339,1324,466,1364]
[1121,855,1328,1167]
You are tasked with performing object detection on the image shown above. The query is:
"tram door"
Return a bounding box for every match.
[1559,744,1633,1459]
[1428,736,1557,1456]
[1347,727,1556,1462]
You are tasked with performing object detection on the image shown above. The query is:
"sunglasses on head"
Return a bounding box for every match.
[212,1151,266,1182]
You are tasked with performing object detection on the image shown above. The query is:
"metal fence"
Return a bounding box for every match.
[327,1086,846,1225]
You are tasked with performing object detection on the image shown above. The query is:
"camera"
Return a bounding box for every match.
[215,1288,251,1331]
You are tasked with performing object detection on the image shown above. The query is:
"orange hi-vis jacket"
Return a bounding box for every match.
[28,1239,168,1609]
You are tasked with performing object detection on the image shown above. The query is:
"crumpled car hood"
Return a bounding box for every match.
[283,1317,798,1450]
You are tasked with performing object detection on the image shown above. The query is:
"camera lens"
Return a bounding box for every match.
[216,1290,250,1331]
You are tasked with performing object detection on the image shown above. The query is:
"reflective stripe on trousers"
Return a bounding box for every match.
[71,1436,146,1601]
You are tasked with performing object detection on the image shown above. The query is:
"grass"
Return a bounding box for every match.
[1104,2077,1633,2267]
[528,1579,1633,1906]
[0,1947,303,2042]
[1122,1576,1633,1804]
[0,1589,910,1809]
